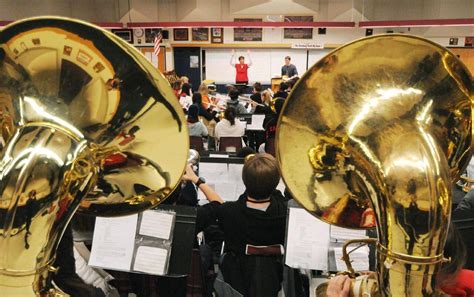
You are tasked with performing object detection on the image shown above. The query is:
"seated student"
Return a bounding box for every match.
[215,106,245,140]
[179,84,193,111]
[273,82,289,99]
[181,83,192,97]
[249,82,270,115]
[198,83,213,110]
[172,80,183,99]
[253,89,273,115]
[259,98,285,153]
[180,76,192,90]
[438,224,474,296]
[183,154,288,297]
[53,226,108,297]
[456,189,474,211]
[192,92,219,122]
[250,81,262,103]
[187,104,208,138]
[226,89,249,114]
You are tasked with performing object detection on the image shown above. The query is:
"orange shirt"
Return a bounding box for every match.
[201,95,211,109]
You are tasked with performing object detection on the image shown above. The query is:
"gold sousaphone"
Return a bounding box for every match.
[277,35,473,296]
[0,17,188,296]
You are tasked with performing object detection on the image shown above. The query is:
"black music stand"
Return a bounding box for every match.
[232,83,248,94]
[156,204,197,276]
[106,205,197,296]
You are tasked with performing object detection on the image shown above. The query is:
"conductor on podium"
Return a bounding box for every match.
[230,49,252,85]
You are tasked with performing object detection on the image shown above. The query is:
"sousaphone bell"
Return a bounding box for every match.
[0,17,188,296]
[277,35,473,296]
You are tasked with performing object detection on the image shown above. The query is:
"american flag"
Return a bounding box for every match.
[154,31,162,56]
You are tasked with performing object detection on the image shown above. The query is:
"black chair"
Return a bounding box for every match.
[190,136,204,151]
[218,137,243,153]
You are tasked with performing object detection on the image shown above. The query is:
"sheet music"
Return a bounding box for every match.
[209,153,229,158]
[246,114,265,130]
[89,215,138,271]
[139,210,174,239]
[285,208,330,270]
[133,246,168,275]
[198,163,245,202]
[330,226,368,242]
[334,246,370,271]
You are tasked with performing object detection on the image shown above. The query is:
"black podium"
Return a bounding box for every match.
[232,83,248,94]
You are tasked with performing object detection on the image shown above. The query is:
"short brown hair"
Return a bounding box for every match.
[242,153,280,200]
[253,82,262,92]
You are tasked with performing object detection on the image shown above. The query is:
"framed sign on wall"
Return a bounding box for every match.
[234,18,262,42]
[173,28,189,41]
[283,16,313,39]
[111,29,134,43]
[192,28,209,42]
[211,28,224,43]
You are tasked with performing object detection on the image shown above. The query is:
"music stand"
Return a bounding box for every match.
[232,83,248,94]
[156,204,198,276]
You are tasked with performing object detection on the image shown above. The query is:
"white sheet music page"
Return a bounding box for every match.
[139,210,174,239]
[330,226,368,242]
[285,208,330,270]
[246,114,265,130]
[133,246,169,275]
[89,214,138,271]
[334,246,370,271]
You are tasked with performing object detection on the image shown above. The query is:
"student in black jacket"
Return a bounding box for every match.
[273,82,289,99]
[192,92,219,122]
[183,153,287,297]
[456,189,474,211]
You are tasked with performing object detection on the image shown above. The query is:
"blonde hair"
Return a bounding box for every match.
[198,83,208,95]
[180,76,189,83]
[262,90,272,105]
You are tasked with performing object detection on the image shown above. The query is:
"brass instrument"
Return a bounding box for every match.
[0,17,188,296]
[277,35,473,296]
[237,95,266,107]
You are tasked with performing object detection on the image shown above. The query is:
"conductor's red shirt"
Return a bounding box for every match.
[235,64,249,83]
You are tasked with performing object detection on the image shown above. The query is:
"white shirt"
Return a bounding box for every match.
[179,95,193,110]
[215,119,245,139]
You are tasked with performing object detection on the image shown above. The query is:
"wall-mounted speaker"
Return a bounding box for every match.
[318,28,326,35]
[365,29,373,36]
[162,30,169,39]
